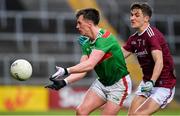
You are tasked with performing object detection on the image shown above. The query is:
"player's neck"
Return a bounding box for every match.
[138,23,150,34]
[89,26,100,40]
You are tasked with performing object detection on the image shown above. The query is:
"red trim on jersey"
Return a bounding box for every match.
[119,76,128,107]
[98,52,112,64]
[102,31,111,38]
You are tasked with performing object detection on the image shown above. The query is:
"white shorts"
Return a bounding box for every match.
[90,75,132,106]
[135,81,175,108]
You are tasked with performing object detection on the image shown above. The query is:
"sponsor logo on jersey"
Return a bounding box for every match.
[135,49,148,57]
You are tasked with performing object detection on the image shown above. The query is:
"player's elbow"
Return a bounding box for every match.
[85,59,97,71]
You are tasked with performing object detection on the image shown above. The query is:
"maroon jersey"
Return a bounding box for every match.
[123,25,176,88]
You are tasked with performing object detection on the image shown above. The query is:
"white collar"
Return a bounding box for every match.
[138,24,150,36]
[91,28,102,44]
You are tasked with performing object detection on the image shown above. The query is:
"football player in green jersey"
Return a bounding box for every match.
[45,8,132,115]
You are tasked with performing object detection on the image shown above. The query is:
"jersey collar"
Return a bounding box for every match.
[138,24,150,36]
[90,28,102,44]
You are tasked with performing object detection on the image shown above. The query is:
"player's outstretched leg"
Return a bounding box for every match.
[128,95,160,115]
[76,89,105,115]
[101,101,121,115]
[128,95,147,115]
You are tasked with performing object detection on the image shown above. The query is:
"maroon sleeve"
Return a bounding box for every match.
[123,37,134,52]
[148,35,162,51]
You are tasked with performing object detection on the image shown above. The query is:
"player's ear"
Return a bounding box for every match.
[86,20,94,27]
[144,15,150,22]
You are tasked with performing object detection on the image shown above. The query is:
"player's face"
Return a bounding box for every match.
[76,15,91,36]
[130,9,149,30]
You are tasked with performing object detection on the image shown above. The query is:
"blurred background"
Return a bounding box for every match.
[0,0,179,114]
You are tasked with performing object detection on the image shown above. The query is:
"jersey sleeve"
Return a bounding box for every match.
[95,36,113,53]
[123,36,134,52]
[148,35,162,51]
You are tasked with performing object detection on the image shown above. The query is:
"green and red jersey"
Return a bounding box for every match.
[79,29,129,86]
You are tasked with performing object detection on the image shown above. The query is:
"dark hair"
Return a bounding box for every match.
[76,8,100,25]
[130,3,152,18]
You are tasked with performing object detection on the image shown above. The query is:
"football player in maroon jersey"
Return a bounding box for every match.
[122,3,176,115]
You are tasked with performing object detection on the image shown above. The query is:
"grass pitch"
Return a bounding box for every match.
[1,108,180,115]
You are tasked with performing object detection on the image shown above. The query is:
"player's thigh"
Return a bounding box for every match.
[134,97,160,115]
[101,100,121,115]
[76,89,106,114]
[128,95,147,115]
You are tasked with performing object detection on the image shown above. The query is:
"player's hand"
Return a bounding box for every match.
[141,80,155,92]
[50,66,69,80]
[45,79,67,90]
[78,36,89,45]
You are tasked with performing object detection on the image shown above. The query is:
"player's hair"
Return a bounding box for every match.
[130,3,152,18]
[76,8,100,25]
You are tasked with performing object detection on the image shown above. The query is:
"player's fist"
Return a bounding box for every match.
[141,80,155,92]
[45,79,67,90]
[50,66,69,80]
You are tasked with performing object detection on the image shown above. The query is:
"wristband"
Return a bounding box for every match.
[64,68,69,75]
[149,80,155,86]
[64,79,68,85]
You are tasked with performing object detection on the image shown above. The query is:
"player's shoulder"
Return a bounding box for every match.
[131,32,138,37]
[99,29,112,39]
[146,26,164,37]
[145,26,156,37]
[129,32,138,40]
[146,26,165,39]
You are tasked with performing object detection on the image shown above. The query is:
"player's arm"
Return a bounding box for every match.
[45,50,105,91]
[45,55,88,90]
[141,50,163,92]
[151,50,163,82]
[49,49,105,79]
[121,47,132,58]
[68,49,105,73]
[65,55,88,84]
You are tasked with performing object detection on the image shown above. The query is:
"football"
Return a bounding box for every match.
[10,59,32,81]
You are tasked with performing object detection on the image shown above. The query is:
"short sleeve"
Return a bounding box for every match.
[95,36,114,53]
[148,35,162,51]
[123,37,134,52]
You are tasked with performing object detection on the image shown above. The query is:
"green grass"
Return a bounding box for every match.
[1,108,180,115]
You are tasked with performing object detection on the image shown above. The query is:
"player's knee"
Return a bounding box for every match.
[76,106,89,115]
